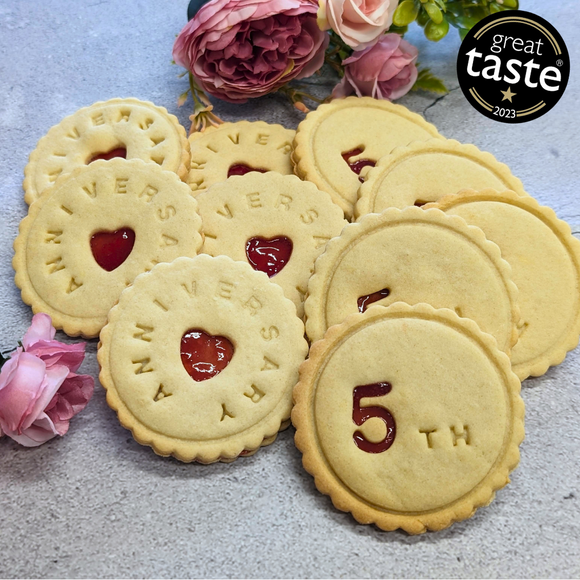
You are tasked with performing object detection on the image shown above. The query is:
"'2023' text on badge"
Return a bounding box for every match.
[457,10,569,123]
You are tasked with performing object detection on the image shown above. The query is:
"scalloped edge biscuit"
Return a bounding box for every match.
[427,189,580,380]
[98,255,308,464]
[292,302,525,534]
[14,159,202,338]
[24,98,190,205]
[187,120,295,195]
[292,97,443,218]
[355,139,528,218]
[196,171,348,318]
[304,206,521,352]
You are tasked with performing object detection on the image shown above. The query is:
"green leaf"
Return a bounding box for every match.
[416,7,430,27]
[412,68,449,94]
[424,18,449,41]
[458,27,470,40]
[424,2,443,24]
[388,24,409,36]
[393,0,420,27]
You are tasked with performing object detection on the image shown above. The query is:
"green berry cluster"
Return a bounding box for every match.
[392,0,519,42]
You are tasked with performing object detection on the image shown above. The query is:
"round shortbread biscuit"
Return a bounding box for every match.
[304,207,520,352]
[292,97,443,218]
[23,98,190,205]
[293,303,525,534]
[197,172,347,318]
[14,159,202,338]
[355,139,527,218]
[98,255,308,463]
[187,121,295,195]
[429,189,580,380]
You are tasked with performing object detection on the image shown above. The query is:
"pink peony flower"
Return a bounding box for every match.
[318,0,397,50]
[173,0,329,103]
[0,313,94,447]
[332,33,418,100]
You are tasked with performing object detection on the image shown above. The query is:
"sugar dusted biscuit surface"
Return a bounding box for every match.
[293,303,524,534]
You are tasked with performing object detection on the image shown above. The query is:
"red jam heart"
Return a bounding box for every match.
[181,329,234,382]
[246,236,293,278]
[342,148,376,183]
[90,228,135,271]
[228,164,268,178]
[358,287,390,313]
[88,147,127,164]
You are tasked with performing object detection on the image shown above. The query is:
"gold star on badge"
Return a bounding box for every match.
[500,87,517,103]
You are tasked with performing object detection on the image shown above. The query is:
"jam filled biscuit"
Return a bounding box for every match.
[23,98,190,205]
[355,139,527,218]
[293,303,525,534]
[197,172,347,318]
[98,255,308,463]
[14,159,202,338]
[305,207,520,352]
[430,189,580,380]
[188,121,295,195]
[292,97,443,219]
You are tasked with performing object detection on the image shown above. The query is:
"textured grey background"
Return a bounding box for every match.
[0,1,579,578]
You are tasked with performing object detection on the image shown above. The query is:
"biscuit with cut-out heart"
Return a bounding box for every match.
[23,98,190,204]
[197,172,347,318]
[293,302,524,534]
[305,206,520,352]
[187,121,295,195]
[14,159,202,337]
[98,255,308,463]
[292,97,443,218]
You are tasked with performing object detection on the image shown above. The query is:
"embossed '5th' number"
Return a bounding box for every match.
[352,382,396,453]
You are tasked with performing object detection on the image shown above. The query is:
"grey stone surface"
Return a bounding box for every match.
[0,1,579,578]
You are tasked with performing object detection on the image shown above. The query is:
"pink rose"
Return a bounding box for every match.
[318,0,397,50]
[0,313,94,447]
[332,33,418,100]
[173,0,329,103]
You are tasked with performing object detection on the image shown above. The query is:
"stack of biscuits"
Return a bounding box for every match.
[13,96,580,534]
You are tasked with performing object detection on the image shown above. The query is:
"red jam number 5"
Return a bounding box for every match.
[352,382,396,453]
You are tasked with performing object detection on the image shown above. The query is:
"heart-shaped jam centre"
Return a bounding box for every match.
[228,164,268,178]
[358,287,390,313]
[90,228,135,271]
[342,148,376,183]
[88,147,127,164]
[246,236,293,277]
[181,329,234,382]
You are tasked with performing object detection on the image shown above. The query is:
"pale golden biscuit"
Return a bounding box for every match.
[98,255,308,463]
[187,121,295,194]
[293,303,525,534]
[23,98,190,205]
[14,159,202,338]
[428,190,580,380]
[197,172,347,318]
[292,97,443,218]
[305,207,520,352]
[355,139,527,218]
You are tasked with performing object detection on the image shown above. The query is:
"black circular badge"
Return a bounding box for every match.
[457,10,569,123]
